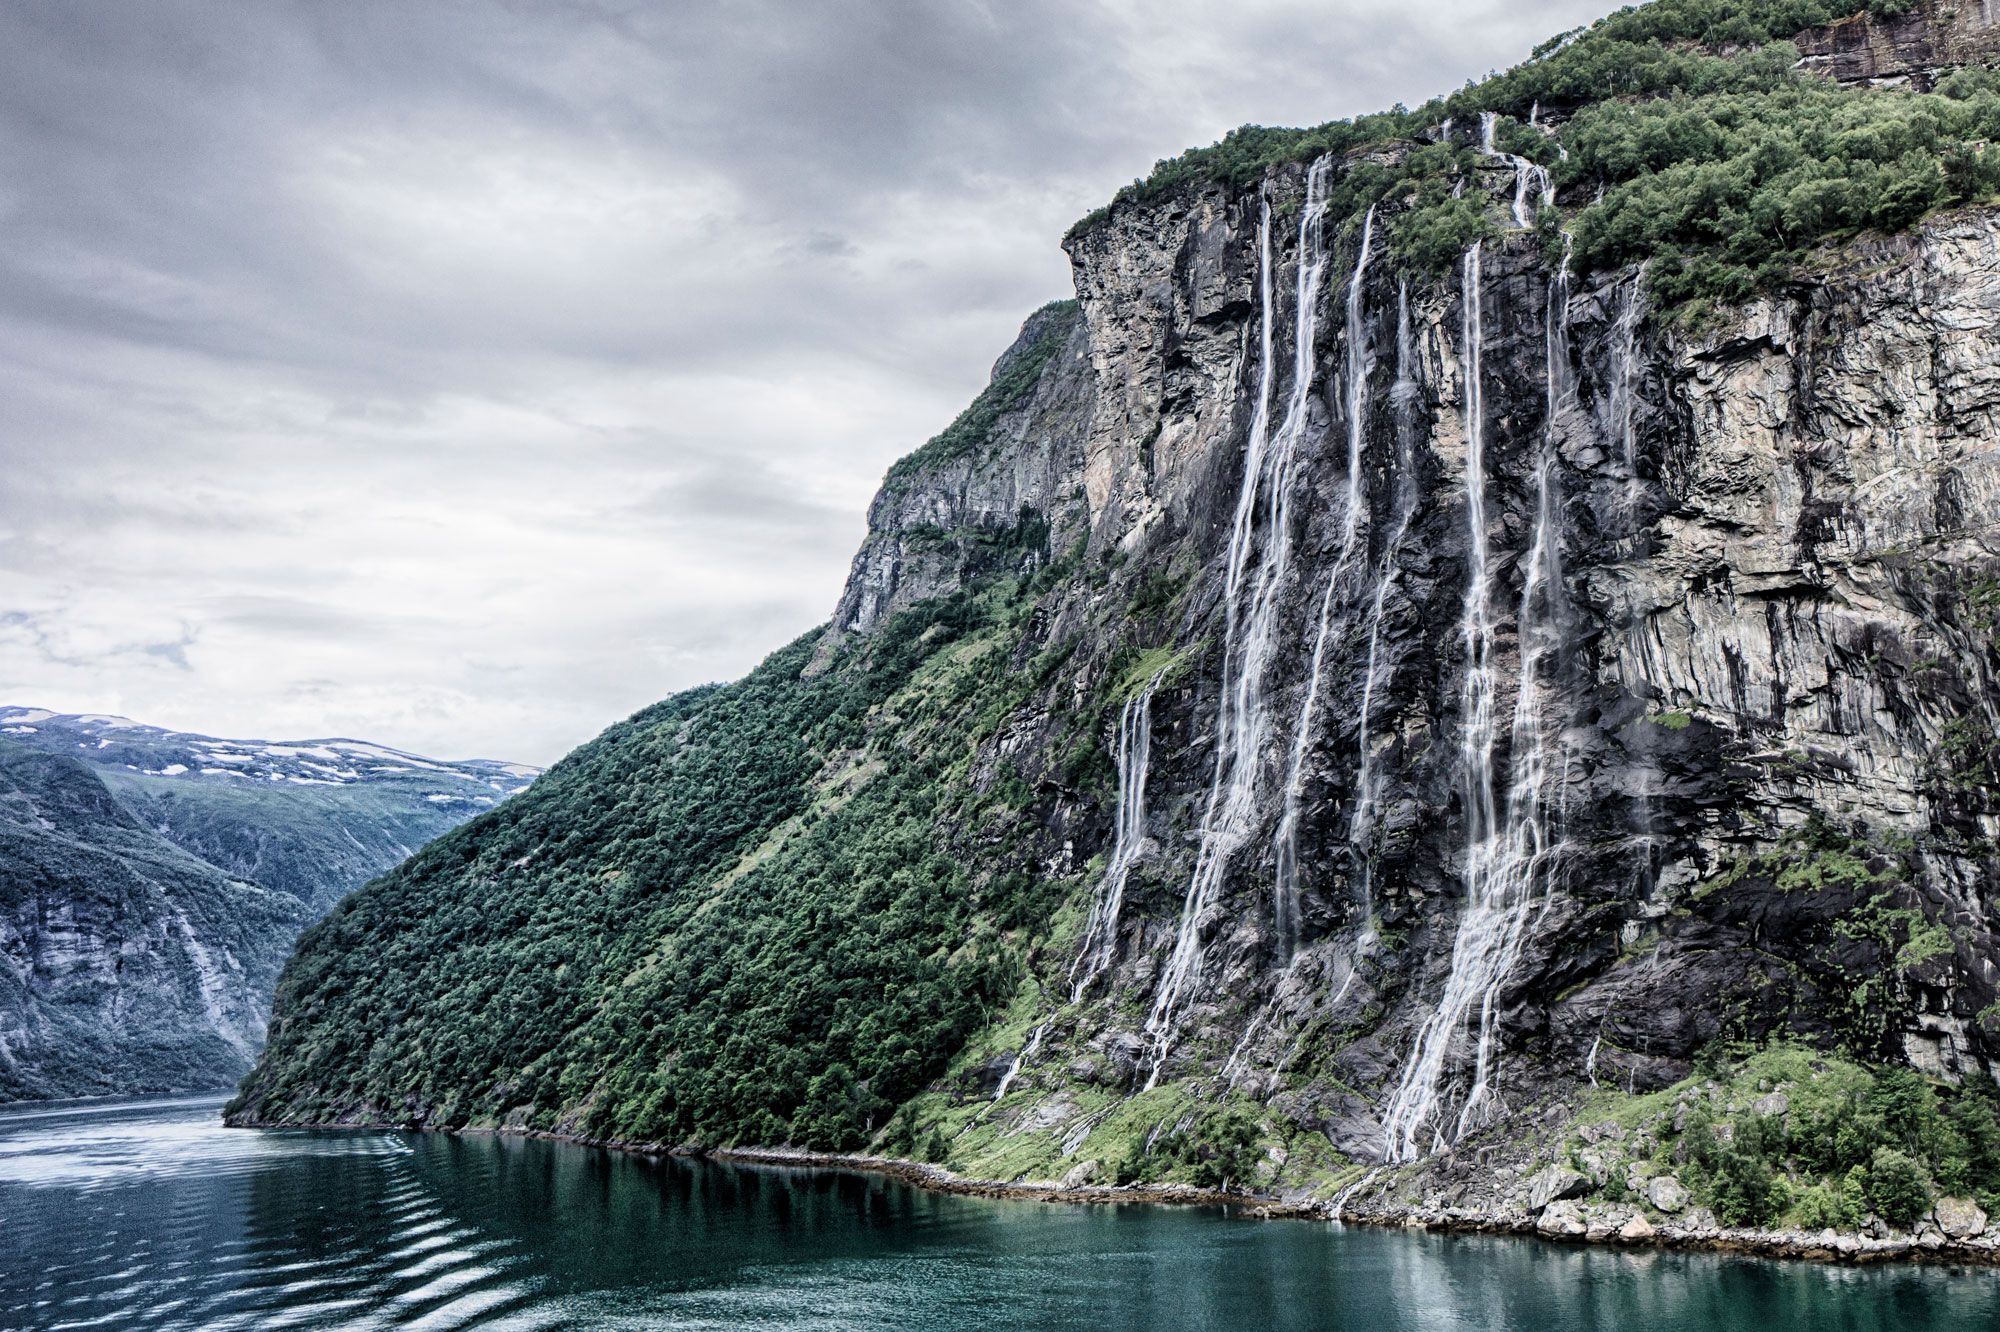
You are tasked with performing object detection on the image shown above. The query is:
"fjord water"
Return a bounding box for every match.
[4,1099,1996,1331]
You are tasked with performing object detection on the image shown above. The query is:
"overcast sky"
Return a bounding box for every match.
[0,0,1616,765]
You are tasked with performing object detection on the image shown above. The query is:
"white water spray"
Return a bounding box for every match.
[1143,160,1340,1080]
[1608,264,1649,532]
[1479,111,1554,229]
[1069,671,1165,1002]
[1380,241,1572,1161]
[1273,203,1378,960]
[992,1022,1047,1102]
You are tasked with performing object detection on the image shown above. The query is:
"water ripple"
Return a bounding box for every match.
[3,1096,1997,1331]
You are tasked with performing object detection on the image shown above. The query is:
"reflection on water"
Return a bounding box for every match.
[1,1096,1996,1330]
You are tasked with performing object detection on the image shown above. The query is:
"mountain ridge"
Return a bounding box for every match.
[0,709,539,1100]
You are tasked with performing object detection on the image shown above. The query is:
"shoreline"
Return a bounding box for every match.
[224,1111,2000,1269]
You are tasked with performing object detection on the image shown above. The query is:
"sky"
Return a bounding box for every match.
[0,0,1617,765]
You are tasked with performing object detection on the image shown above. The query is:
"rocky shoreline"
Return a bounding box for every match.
[716,1147,2000,1269]
[228,1112,2000,1268]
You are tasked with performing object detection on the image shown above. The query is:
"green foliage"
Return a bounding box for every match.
[1068,1,2000,306]
[1582,1045,2000,1232]
[884,302,1077,487]
[1116,1108,1266,1191]
[1866,1146,1934,1227]
[232,573,1072,1151]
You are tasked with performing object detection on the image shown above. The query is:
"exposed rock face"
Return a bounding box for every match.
[837,153,2000,1173]
[1796,0,2000,88]
[0,741,306,1100]
[824,301,1093,643]
[1937,1196,1989,1237]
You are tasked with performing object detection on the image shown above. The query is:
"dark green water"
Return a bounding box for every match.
[2,1097,1997,1329]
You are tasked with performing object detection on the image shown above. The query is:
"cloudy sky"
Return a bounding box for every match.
[0,0,1615,765]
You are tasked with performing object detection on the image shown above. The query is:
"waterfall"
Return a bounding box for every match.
[992,1022,1047,1102]
[1273,203,1378,961]
[1144,158,1338,1078]
[1608,264,1649,532]
[1347,281,1423,903]
[1380,241,1571,1161]
[1068,671,1164,1002]
[1479,111,1554,229]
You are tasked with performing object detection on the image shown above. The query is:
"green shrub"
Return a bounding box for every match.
[1794,1182,1847,1230]
[1867,1147,1933,1228]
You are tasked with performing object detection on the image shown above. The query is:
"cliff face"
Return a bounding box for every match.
[0,741,306,1100]
[232,3,2000,1247]
[0,711,538,1100]
[1796,0,2000,87]
[931,160,2000,1179]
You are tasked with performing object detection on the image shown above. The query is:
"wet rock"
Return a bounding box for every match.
[1538,1200,1588,1236]
[1936,1197,1989,1240]
[1527,1165,1592,1212]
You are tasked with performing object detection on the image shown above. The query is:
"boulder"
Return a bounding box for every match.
[1620,1213,1657,1241]
[1646,1175,1688,1214]
[1527,1164,1592,1212]
[1936,1197,1989,1240]
[1539,1200,1587,1236]
[1752,1091,1789,1119]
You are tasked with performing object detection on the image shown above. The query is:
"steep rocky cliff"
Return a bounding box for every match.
[0,711,538,1100]
[0,741,306,1100]
[234,0,2000,1255]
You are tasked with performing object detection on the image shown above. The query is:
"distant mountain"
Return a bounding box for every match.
[0,740,306,1100]
[0,709,538,1100]
[0,708,538,914]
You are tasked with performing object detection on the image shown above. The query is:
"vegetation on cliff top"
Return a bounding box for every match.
[1069,0,2000,311]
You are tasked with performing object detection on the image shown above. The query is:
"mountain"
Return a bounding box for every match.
[0,708,539,913]
[0,741,307,1100]
[232,0,2000,1253]
[0,711,539,1100]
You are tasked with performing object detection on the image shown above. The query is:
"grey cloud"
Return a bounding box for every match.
[0,0,1620,763]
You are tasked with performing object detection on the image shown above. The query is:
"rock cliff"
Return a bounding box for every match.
[0,711,538,1100]
[232,0,2000,1254]
[0,741,305,1099]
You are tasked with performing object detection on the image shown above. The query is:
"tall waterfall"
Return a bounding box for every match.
[1273,203,1378,961]
[1608,265,1648,532]
[1479,111,1554,228]
[1381,241,1571,1161]
[1347,281,1423,899]
[1146,158,1337,1076]
[1069,671,1164,1002]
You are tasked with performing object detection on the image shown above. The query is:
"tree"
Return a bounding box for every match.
[1867,1147,1933,1229]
